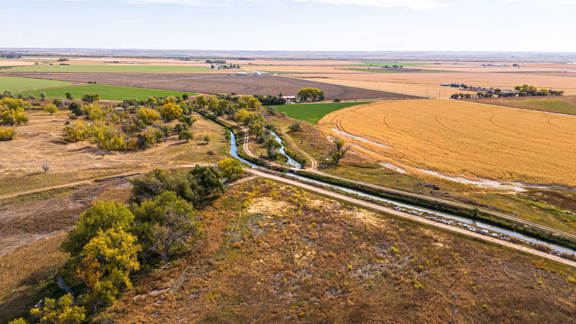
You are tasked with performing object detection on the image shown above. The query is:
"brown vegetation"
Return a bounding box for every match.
[100,180,576,322]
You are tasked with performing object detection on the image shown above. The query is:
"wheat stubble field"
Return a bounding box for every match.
[319,99,576,187]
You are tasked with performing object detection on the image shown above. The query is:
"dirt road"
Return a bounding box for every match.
[247,169,576,268]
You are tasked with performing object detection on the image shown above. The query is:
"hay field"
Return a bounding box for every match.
[318,99,576,187]
[296,71,576,98]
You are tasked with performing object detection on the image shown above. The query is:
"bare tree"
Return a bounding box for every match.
[42,161,50,173]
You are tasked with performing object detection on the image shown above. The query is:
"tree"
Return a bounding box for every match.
[330,138,349,166]
[43,104,59,115]
[137,107,161,124]
[29,293,86,324]
[187,165,225,205]
[297,88,324,102]
[133,191,199,262]
[159,102,183,121]
[65,92,74,100]
[203,135,210,144]
[178,129,193,142]
[62,201,135,256]
[132,169,197,203]
[40,92,47,101]
[68,102,83,116]
[77,228,140,311]
[81,94,100,103]
[217,158,244,181]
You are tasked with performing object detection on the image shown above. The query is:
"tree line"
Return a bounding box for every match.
[9,161,244,323]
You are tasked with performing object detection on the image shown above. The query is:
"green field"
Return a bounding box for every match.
[0,77,72,93]
[272,102,368,124]
[362,61,420,67]
[23,84,196,101]
[0,64,210,73]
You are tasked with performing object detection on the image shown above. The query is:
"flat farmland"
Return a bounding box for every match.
[0,77,72,92]
[1,64,211,73]
[5,72,417,100]
[294,71,576,98]
[318,99,576,187]
[271,101,368,124]
[471,96,576,115]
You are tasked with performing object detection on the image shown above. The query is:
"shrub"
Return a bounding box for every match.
[288,122,302,132]
[0,127,15,141]
[82,93,100,103]
[29,293,86,324]
[43,103,59,115]
[178,129,193,142]
[63,120,90,143]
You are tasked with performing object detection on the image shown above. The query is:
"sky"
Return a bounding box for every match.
[1,0,576,52]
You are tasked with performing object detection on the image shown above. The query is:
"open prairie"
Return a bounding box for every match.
[319,99,576,187]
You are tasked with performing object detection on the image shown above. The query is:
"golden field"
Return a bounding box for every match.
[297,71,576,98]
[319,99,576,187]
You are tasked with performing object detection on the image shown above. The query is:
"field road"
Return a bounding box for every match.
[246,168,576,268]
[280,129,318,169]
[243,125,576,242]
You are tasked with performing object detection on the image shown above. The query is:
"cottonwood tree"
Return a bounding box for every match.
[133,191,199,262]
[217,157,244,181]
[62,201,135,256]
[77,228,140,311]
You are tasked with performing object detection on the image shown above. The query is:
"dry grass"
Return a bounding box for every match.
[319,99,576,187]
[100,179,576,323]
[0,110,228,195]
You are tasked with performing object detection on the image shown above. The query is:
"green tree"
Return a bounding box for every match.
[132,169,197,203]
[133,191,199,262]
[77,228,140,311]
[178,129,193,142]
[330,138,349,166]
[29,293,86,324]
[62,201,135,256]
[81,94,100,103]
[187,166,225,205]
[297,88,324,102]
[65,92,74,100]
[39,92,47,101]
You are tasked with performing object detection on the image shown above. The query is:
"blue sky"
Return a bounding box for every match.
[2,0,576,52]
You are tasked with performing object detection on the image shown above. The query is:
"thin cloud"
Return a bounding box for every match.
[129,0,446,10]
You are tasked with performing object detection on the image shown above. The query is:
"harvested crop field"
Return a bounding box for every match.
[319,99,576,187]
[5,72,418,101]
[295,71,576,98]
